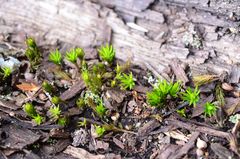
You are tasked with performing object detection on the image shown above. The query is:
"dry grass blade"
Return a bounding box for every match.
[16,82,40,91]
[193,74,218,86]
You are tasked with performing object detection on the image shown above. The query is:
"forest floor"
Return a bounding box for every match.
[0,0,240,159]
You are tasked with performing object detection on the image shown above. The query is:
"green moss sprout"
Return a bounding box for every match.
[25,37,41,68]
[49,105,61,119]
[181,87,200,107]
[33,114,44,125]
[204,102,217,117]
[146,80,181,107]
[98,44,115,64]
[95,100,106,117]
[42,81,54,94]
[1,67,12,79]
[118,72,135,90]
[94,125,106,137]
[65,49,78,63]
[49,49,62,65]
[23,103,43,125]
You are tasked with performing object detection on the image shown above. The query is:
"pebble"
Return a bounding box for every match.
[111,113,120,121]
[196,148,204,156]
[196,138,207,149]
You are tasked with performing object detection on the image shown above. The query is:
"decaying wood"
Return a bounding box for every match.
[60,80,85,101]
[137,120,161,138]
[210,143,234,159]
[169,132,199,159]
[0,124,41,150]
[1,0,240,79]
[63,145,121,159]
[167,118,230,139]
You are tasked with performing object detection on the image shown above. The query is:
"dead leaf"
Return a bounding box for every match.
[16,83,40,91]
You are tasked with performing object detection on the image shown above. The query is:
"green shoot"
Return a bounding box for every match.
[75,47,85,60]
[94,125,106,137]
[204,102,217,117]
[51,96,62,105]
[95,100,106,117]
[49,105,61,119]
[81,70,90,85]
[118,72,135,90]
[42,81,54,94]
[65,49,78,63]
[76,97,85,108]
[181,87,200,107]
[49,49,62,65]
[78,118,87,128]
[146,80,181,107]
[33,114,44,125]
[157,80,172,97]
[57,117,68,126]
[25,37,41,68]
[169,81,181,97]
[98,44,115,64]
[1,67,12,79]
[177,108,187,117]
[146,89,163,107]
[24,103,37,118]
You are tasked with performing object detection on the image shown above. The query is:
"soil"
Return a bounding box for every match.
[0,0,240,159]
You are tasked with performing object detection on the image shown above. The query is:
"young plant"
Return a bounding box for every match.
[98,44,115,64]
[95,100,106,117]
[204,102,217,117]
[65,49,78,63]
[51,96,62,105]
[25,37,41,68]
[1,67,12,79]
[75,47,85,60]
[42,81,54,94]
[49,49,62,65]
[78,118,87,128]
[146,80,181,107]
[49,105,61,119]
[76,97,85,108]
[23,103,43,125]
[181,87,200,107]
[57,117,68,126]
[24,103,37,118]
[146,89,163,107]
[169,81,181,97]
[118,72,135,90]
[177,108,187,117]
[94,125,106,137]
[33,114,44,125]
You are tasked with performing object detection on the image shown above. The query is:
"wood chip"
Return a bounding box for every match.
[138,120,160,138]
[211,143,234,159]
[60,80,85,101]
[170,132,200,159]
[170,59,189,85]
[229,65,240,83]
[63,146,121,159]
[0,124,41,150]
[0,99,20,110]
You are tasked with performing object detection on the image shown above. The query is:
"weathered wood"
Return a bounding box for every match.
[0,0,240,81]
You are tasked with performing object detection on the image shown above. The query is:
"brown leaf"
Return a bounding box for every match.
[16,83,40,92]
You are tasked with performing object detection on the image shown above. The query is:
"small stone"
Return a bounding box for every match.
[222,83,234,91]
[233,91,240,97]
[196,148,204,156]
[196,138,207,149]
[111,113,120,121]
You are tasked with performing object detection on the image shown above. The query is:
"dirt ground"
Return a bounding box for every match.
[0,0,240,159]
